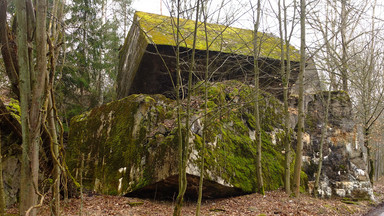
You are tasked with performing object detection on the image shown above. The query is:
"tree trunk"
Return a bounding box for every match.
[364,128,374,184]
[293,0,306,197]
[47,0,65,209]
[314,90,331,197]
[196,2,207,214]
[173,1,185,214]
[0,0,20,98]
[17,0,35,213]
[98,0,106,106]
[0,130,5,215]
[279,0,292,195]
[253,0,264,195]
[80,154,84,216]
[18,0,47,214]
[48,95,60,216]
[375,142,379,181]
[340,0,348,92]
[174,1,200,215]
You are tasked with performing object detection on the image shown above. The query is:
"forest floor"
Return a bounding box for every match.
[7,179,384,216]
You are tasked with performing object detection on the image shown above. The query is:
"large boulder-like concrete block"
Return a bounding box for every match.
[68,81,289,198]
[68,82,372,200]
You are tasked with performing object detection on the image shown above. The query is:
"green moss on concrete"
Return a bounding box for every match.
[68,80,300,196]
[261,131,285,190]
[68,94,176,194]
[192,80,287,192]
[135,11,300,61]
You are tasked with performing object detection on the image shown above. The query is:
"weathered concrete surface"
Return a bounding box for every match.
[0,99,22,207]
[68,81,292,198]
[304,91,374,200]
[68,81,373,200]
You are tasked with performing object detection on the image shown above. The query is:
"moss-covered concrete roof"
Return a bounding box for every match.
[135,11,300,61]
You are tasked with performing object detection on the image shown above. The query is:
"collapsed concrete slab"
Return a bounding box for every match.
[68,81,292,198]
[68,81,373,200]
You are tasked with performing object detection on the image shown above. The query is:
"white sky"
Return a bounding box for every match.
[132,0,275,29]
[132,0,165,16]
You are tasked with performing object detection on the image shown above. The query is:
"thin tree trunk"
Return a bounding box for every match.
[313,2,333,191]
[368,0,377,185]
[293,0,306,197]
[98,0,106,106]
[33,1,47,215]
[173,0,184,214]
[196,1,207,214]
[379,148,382,179]
[0,130,5,215]
[174,1,200,215]
[340,0,348,92]
[48,0,66,207]
[123,2,127,37]
[375,142,379,181]
[48,95,60,216]
[314,90,331,197]
[253,0,264,195]
[329,0,337,91]
[365,128,374,184]
[79,154,84,216]
[48,0,58,35]
[279,0,291,195]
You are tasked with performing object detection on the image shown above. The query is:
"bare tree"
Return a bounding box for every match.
[252,0,264,195]
[349,2,384,182]
[173,0,200,215]
[308,0,335,197]
[196,0,207,214]
[292,0,306,197]
[173,1,185,214]
[277,0,297,195]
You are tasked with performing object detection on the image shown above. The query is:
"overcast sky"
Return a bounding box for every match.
[132,0,165,15]
[130,0,268,31]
